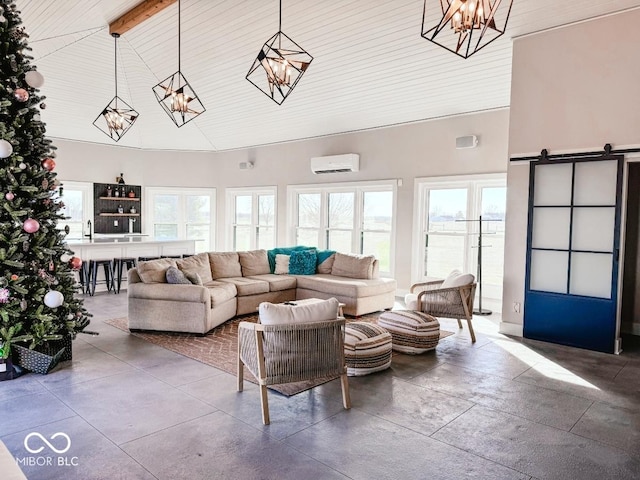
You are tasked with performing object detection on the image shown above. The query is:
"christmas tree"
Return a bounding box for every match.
[0,0,92,364]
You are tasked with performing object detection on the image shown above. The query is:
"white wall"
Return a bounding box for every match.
[501,9,640,335]
[54,108,509,292]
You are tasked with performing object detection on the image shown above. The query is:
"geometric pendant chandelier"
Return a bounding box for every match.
[246,0,313,105]
[421,0,514,59]
[152,0,205,127]
[93,33,139,141]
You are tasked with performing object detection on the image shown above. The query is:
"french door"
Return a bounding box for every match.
[524,156,623,353]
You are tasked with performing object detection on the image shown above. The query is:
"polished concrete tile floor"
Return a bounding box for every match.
[2,293,640,479]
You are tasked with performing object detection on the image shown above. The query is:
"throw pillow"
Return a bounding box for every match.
[238,250,270,276]
[331,252,375,279]
[441,270,475,288]
[288,249,317,275]
[185,272,204,285]
[176,253,213,283]
[274,254,290,275]
[259,298,340,325]
[267,246,314,273]
[316,250,336,274]
[166,266,192,284]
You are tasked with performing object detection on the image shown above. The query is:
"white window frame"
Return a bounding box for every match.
[287,180,397,277]
[225,186,277,251]
[145,187,216,252]
[412,173,506,285]
[57,180,93,240]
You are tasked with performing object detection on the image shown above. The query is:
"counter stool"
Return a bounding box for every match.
[344,322,392,376]
[73,261,90,294]
[88,259,115,296]
[162,255,182,259]
[138,256,161,261]
[182,254,194,258]
[114,257,137,294]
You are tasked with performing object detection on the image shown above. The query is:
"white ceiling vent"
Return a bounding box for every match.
[310,154,360,174]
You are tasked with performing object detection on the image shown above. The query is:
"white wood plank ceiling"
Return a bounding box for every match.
[16,0,640,151]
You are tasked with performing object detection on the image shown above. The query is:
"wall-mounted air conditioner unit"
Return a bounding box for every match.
[310,154,360,174]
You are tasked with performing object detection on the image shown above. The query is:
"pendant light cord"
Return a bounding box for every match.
[279,0,282,32]
[113,33,119,101]
[178,0,181,72]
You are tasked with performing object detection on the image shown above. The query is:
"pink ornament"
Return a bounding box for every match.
[5,192,15,201]
[23,218,40,233]
[42,158,55,171]
[14,88,29,102]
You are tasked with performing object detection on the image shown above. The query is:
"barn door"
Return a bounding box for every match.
[524,155,623,353]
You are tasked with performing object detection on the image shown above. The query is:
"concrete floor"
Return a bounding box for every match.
[2,293,640,479]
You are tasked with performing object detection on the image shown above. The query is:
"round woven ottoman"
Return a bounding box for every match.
[378,311,440,354]
[344,322,392,376]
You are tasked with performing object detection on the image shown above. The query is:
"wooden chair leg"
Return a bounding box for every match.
[259,384,270,425]
[467,318,476,343]
[456,318,463,329]
[340,373,351,409]
[237,357,244,392]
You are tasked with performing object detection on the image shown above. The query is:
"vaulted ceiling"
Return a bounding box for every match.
[17,0,640,152]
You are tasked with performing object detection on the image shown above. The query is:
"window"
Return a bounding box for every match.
[413,174,506,311]
[57,181,93,240]
[226,187,276,251]
[288,181,396,275]
[146,187,216,253]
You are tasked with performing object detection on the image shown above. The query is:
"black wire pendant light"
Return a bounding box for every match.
[93,33,139,142]
[152,0,205,127]
[246,0,313,105]
[421,0,514,59]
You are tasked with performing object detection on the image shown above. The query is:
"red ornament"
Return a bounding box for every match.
[42,158,55,171]
[69,257,82,270]
[23,218,40,233]
[14,88,29,102]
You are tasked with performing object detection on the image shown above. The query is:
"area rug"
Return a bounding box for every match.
[105,313,454,396]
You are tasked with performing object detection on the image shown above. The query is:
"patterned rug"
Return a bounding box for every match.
[105,313,453,396]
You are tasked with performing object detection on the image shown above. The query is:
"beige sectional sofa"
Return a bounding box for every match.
[127,249,397,334]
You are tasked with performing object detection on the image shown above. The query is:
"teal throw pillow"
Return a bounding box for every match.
[267,246,314,273]
[288,249,318,275]
[316,249,336,265]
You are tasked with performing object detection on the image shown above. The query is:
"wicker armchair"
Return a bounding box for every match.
[406,279,477,342]
[237,319,351,425]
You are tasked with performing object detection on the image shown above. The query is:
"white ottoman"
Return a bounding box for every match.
[344,322,392,376]
[378,311,440,354]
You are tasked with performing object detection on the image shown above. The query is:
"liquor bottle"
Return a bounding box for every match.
[120,185,125,197]
[114,187,120,197]
[106,185,112,197]
[117,204,124,214]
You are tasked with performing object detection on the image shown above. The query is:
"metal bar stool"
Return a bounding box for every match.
[88,259,116,296]
[182,254,194,258]
[138,256,161,262]
[76,261,90,294]
[161,255,182,258]
[114,257,137,294]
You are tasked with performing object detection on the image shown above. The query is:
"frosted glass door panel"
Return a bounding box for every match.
[569,253,613,298]
[531,208,571,249]
[530,250,568,293]
[573,160,617,206]
[571,208,615,252]
[533,163,573,206]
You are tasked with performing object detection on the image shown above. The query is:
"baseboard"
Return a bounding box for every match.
[499,321,523,337]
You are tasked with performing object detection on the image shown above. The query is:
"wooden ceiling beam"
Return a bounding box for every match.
[109,0,177,36]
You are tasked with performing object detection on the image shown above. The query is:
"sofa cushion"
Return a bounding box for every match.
[185,272,203,285]
[331,252,376,279]
[203,280,237,305]
[209,252,242,279]
[295,274,396,298]
[267,246,314,273]
[246,274,297,292]
[259,297,339,325]
[289,249,317,275]
[441,270,475,288]
[316,251,336,274]
[218,277,270,296]
[177,253,213,283]
[137,258,177,284]
[238,249,270,276]
[166,266,192,285]
[274,254,290,274]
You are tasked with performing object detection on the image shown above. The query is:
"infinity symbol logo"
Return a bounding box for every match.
[24,432,71,454]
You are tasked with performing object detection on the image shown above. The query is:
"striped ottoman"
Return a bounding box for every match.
[344,322,392,376]
[378,311,440,354]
